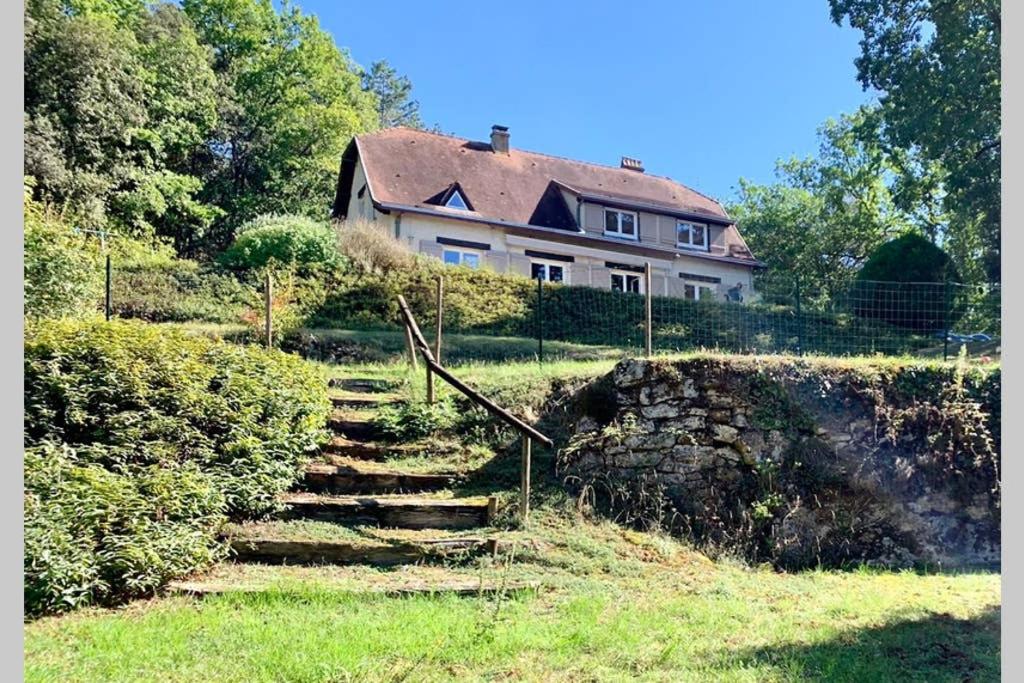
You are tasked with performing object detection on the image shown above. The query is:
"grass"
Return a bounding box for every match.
[25,510,1000,682]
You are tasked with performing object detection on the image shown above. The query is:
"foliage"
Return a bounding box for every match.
[24,319,331,519]
[24,0,400,258]
[23,319,331,615]
[829,0,1001,281]
[372,399,458,442]
[23,186,103,319]
[360,60,423,129]
[853,233,962,332]
[24,444,225,617]
[24,0,221,247]
[183,0,379,250]
[727,109,913,302]
[221,214,342,274]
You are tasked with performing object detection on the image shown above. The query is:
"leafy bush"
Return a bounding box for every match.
[372,399,458,442]
[24,187,102,318]
[25,444,224,617]
[24,319,332,615]
[221,214,342,274]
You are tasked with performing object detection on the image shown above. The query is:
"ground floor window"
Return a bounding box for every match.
[531,260,566,283]
[611,271,643,294]
[683,282,716,300]
[442,248,480,268]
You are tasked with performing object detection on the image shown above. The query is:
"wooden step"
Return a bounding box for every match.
[228,536,494,566]
[303,462,460,494]
[279,493,496,530]
[329,392,400,409]
[323,436,387,460]
[327,415,377,441]
[328,378,397,394]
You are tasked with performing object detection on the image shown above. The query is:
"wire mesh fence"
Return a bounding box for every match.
[521,277,1000,361]
[100,254,1001,362]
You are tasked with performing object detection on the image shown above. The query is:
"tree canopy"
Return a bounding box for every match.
[24,0,427,258]
[829,0,1001,282]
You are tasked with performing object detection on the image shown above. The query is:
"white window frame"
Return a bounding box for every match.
[677,220,709,251]
[610,269,644,294]
[603,208,639,241]
[681,280,716,301]
[530,259,569,284]
[441,247,481,269]
[445,190,469,210]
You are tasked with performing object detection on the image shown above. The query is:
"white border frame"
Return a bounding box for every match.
[676,220,710,251]
[603,207,640,241]
[529,258,570,284]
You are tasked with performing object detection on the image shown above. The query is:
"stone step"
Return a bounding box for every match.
[329,392,400,409]
[328,378,398,394]
[279,492,496,530]
[303,462,461,494]
[228,536,496,566]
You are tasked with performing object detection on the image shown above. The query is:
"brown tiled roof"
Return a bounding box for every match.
[335,127,758,265]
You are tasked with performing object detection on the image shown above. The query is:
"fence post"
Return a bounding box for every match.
[536,276,544,364]
[795,272,803,356]
[104,254,112,321]
[404,322,419,370]
[264,271,273,350]
[520,435,532,523]
[644,262,653,357]
[943,279,951,362]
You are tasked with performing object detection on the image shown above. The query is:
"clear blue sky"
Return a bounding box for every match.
[306,0,875,206]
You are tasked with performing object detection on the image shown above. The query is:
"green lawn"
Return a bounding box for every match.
[25,516,1000,682]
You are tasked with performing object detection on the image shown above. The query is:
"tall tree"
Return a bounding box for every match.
[728,109,913,303]
[829,0,1001,282]
[183,0,378,250]
[360,60,423,129]
[24,0,221,249]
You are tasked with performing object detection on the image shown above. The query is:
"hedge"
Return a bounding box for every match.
[24,320,331,616]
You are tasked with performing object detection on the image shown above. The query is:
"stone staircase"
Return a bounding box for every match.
[225,378,501,568]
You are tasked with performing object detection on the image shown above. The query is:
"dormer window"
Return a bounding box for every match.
[445,189,469,210]
[677,221,709,250]
[604,208,638,240]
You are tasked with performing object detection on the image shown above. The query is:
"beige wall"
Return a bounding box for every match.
[345,159,379,222]
[351,209,757,301]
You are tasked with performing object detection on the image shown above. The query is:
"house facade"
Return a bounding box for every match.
[332,125,762,301]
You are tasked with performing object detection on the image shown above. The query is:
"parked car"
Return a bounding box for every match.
[968,333,993,343]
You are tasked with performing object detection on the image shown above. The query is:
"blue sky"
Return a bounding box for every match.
[306,0,875,206]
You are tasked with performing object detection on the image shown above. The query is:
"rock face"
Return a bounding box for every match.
[559,357,1000,569]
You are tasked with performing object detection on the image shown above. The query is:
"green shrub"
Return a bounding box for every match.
[24,319,332,615]
[221,214,342,274]
[24,188,102,319]
[372,399,458,442]
[853,233,963,332]
[25,444,224,617]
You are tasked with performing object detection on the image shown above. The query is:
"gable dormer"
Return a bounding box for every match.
[439,182,473,211]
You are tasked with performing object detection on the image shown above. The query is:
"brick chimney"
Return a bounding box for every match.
[490,125,510,154]
[620,156,645,173]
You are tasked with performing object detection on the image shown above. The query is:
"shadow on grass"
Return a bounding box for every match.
[723,605,1000,682]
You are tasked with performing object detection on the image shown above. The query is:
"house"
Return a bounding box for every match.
[332,125,763,301]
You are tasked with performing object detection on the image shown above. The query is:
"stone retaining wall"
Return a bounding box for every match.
[559,357,1000,569]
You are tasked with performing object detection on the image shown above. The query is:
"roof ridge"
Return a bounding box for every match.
[361,126,727,214]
